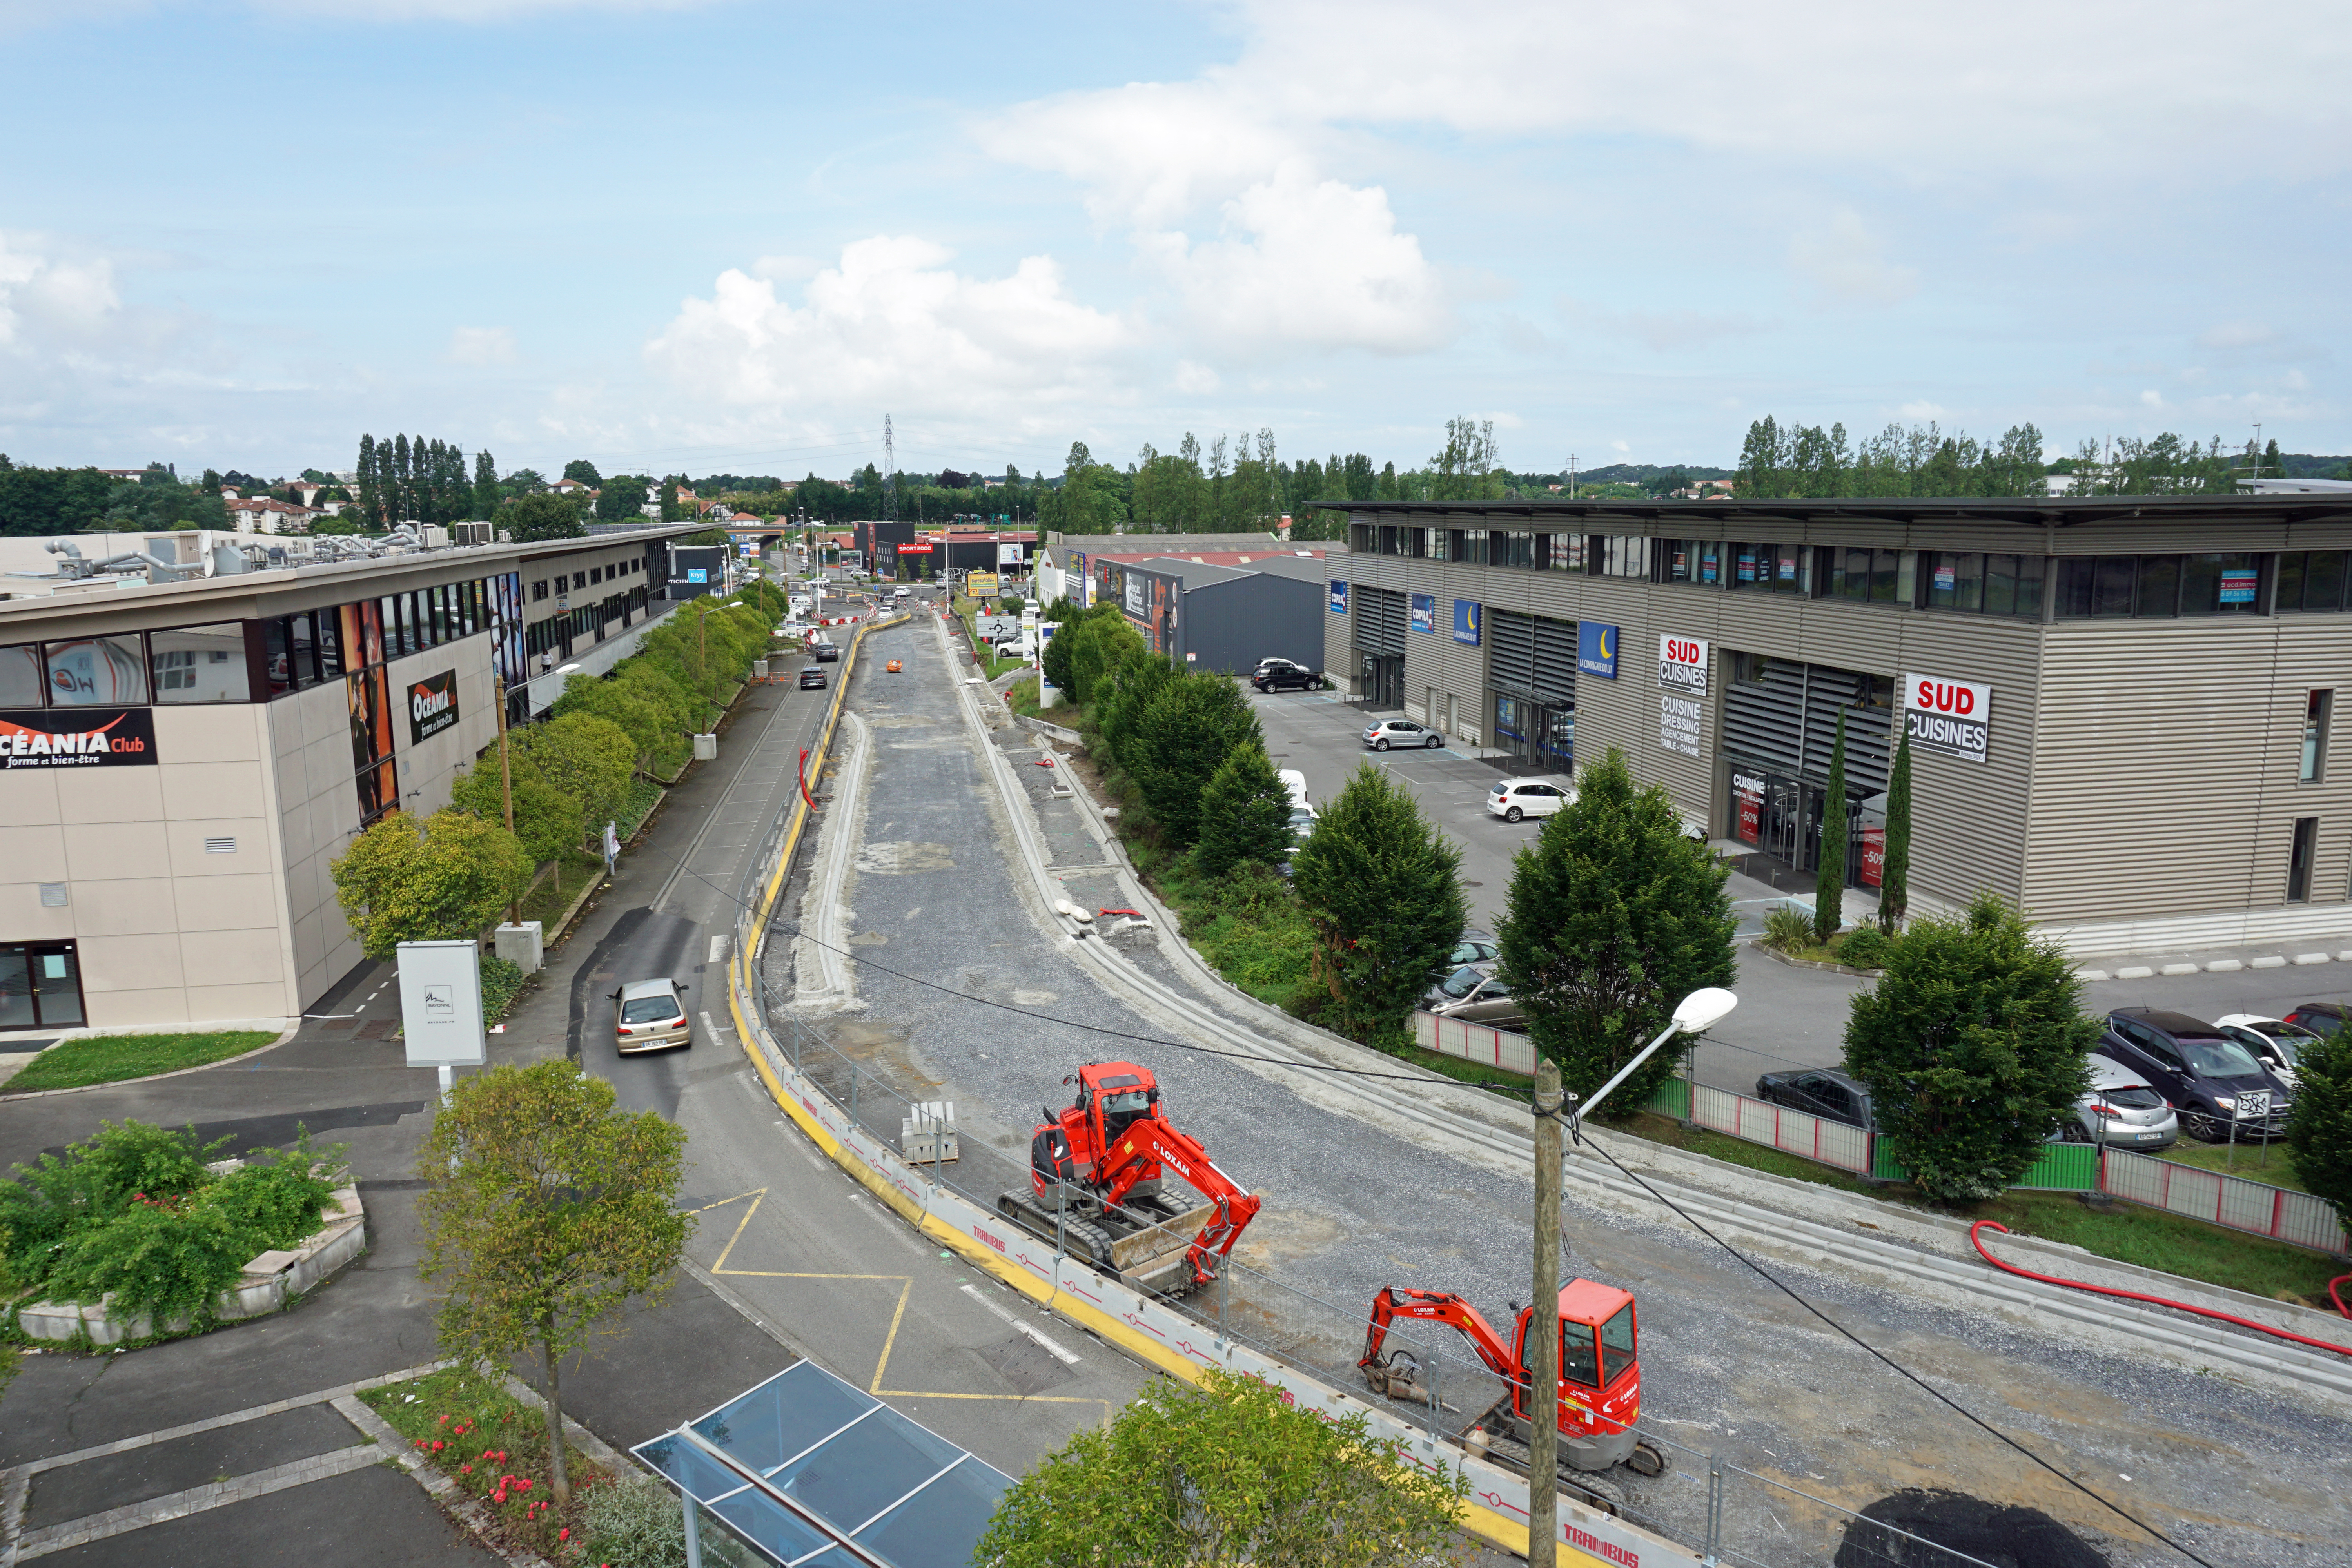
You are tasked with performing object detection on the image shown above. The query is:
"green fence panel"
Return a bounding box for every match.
[2013,1141,2099,1191]
[1641,1077,1691,1120]
[1869,1140,1909,1183]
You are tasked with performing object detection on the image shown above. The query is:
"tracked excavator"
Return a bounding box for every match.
[998,1062,1260,1294]
[1360,1283,1669,1477]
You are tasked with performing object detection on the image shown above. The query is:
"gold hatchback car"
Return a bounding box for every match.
[611,977,691,1054]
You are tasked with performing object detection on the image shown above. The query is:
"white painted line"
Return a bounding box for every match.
[709,934,732,965]
[700,1010,729,1041]
[959,1281,1082,1364]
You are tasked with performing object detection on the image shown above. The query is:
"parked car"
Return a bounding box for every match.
[2213,1014,2323,1088]
[1277,768,1311,810]
[2052,1054,2178,1147]
[1448,931,1499,966]
[1488,779,1572,823]
[798,664,826,689]
[611,977,691,1054]
[2098,1008,2293,1142]
[1363,718,1442,751]
[1754,1067,1877,1131]
[1287,804,1318,843]
[1423,965,1521,1028]
[1251,657,1321,692]
[2283,1001,2350,1040]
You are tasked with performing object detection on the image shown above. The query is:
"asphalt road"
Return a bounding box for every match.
[763,613,2352,1568]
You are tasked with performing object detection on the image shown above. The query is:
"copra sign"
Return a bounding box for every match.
[0,708,157,768]
[408,670,460,744]
[1658,635,1709,696]
[1903,672,1991,763]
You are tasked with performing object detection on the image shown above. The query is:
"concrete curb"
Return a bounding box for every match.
[0,1023,302,1102]
[1748,940,1884,979]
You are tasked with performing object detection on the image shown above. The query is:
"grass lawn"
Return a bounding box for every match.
[519,849,606,930]
[613,775,664,841]
[2150,1134,2310,1194]
[3,1029,280,1094]
[1613,1109,2348,1307]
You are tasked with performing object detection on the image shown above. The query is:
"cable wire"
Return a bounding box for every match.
[1575,1134,2221,1568]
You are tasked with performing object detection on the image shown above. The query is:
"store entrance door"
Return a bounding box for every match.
[1359,653,1404,708]
[0,942,84,1031]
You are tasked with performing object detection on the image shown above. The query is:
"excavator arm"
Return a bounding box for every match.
[1359,1286,1522,1384]
[1095,1115,1262,1284]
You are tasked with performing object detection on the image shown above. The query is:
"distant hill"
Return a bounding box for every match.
[2282,454,2352,478]
[1565,463,1735,486]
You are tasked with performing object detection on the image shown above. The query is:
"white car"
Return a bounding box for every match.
[2214,1015,2321,1088]
[1488,779,1572,822]
[2053,1054,2177,1147]
[1277,769,1311,810]
[1362,718,1442,751]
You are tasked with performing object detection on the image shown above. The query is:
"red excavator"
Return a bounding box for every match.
[1359,1283,1668,1477]
[998,1061,1260,1292]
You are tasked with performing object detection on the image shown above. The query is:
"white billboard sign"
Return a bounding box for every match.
[399,940,486,1067]
[1902,672,1992,763]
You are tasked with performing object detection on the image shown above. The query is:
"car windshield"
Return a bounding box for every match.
[1438,966,1485,1000]
[2176,1036,2264,1078]
[2267,1038,2303,1070]
[621,996,678,1023]
[2099,1086,2165,1109]
[2296,1011,2344,1037]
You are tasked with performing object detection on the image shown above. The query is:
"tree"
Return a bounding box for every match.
[1496,749,1735,1105]
[2285,1027,2352,1237]
[1291,763,1465,1048]
[1878,732,1913,933]
[977,1366,1468,1567]
[595,474,648,523]
[330,809,530,960]
[416,1061,690,1506]
[1125,672,1260,848]
[1843,892,2098,1202]
[506,491,586,542]
[450,748,583,867]
[472,450,499,519]
[1815,709,1848,941]
[1192,739,1295,877]
[520,713,636,830]
[561,459,602,487]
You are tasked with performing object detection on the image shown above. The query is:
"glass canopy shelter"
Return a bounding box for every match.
[634,1360,1013,1568]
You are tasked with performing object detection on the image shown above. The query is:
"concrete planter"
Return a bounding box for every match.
[15,1181,365,1347]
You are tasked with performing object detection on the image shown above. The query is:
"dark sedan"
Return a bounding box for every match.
[1755,1067,1878,1131]
[2284,1000,2349,1040]
[2100,1008,2293,1142]
[798,665,827,690]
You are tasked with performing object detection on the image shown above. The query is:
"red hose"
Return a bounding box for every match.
[1969,1221,2352,1355]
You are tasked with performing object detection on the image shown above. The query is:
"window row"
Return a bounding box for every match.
[530,557,642,603]
[0,577,504,710]
[2054,554,2264,619]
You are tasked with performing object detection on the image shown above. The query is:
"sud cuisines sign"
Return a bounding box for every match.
[0,708,157,768]
[408,671,461,744]
[1903,672,1991,763]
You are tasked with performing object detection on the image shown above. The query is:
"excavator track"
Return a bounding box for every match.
[996,1191,1119,1271]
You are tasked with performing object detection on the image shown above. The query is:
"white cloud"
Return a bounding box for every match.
[2140,389,2165,409]
[0,230,127,350]
[446,326,515,366]
[1898,400,1947,422]
[1560,298,1762,352]
[1172,360,1220,394]
[645,236,1131,419]
[1143,164,1450,356]
[1788,210,1917,307]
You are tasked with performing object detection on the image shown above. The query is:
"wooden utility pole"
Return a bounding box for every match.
[495,673,519,924]
[1529,1056,1563,1568]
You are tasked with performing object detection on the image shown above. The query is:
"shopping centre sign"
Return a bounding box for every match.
[1902,672,1991,763]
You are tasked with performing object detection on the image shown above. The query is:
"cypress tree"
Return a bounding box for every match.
[1291,762,1466,1050]
[392,434,412,523]
[1497,748,1735,1105]
[2285,1025,2352,1230]
[474,450,499,519]
[356,434,379,526]
[1127,672,1260,849]
[1192,739,1296,878]
[1814,707,1847,942]
[1877,731,1913,934]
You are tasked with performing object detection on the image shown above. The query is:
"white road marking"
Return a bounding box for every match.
[708,934,731,965]
[700,1010,728,1040]
[959,1282,1082,1365]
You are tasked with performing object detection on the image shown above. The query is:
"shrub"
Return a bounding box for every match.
[1290,762,1465,1050]
[331,809,532,960]
[2285,1023,2352,1237]
[1761,905,1815,953]
[1192,739,1294,877]
[579,1473,690,1568]
[1836,925,1891,970]
[481,954,527,1025]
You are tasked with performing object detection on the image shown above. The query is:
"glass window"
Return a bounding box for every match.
[2305,552,2347,612]
[2014,555,2046,619]
[1891,550,1915,605]
[532,579,549,602]
[2182,552,2260,615]
[2303,691,2332,783]
[45,635,151,705]
[1560,1325,1600,1388]
[1834,546,1870,600]
[2089,558,2135,617]
[1548,534,1584,573]
[0,642,44,705]
[1777,544,1806,593]
[316,609,341,679]
[2135,555,2180,617]
[1699,541,1721,583]
[290,611,321,687]
[150,622,252,703]
[1734,544,1764,586]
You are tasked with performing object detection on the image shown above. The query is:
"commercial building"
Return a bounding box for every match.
[0,522,707,1036]
[1325,496,2352,955]
[1091,555,1327,674]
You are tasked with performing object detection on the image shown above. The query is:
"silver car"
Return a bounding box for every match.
[612,977,691,1054]
[2054,1054,2176,1148]
[1363,718,1443,751]
[1423,965,1522,1028]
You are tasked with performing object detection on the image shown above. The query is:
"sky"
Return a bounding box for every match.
[1,0,2347,483]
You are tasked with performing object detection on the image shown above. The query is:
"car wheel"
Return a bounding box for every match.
[1376,738,1390,750]
[2181,1111,2224,1142]
[1426,735,1441,748]
[1505,805,1524,823]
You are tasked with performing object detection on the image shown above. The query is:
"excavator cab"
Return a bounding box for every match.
[1512,1281,1642,1441]
[1080,1062,1159,1149]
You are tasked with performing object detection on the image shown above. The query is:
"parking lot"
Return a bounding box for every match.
[1245,688,2352,1101]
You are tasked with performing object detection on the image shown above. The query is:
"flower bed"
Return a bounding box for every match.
[5,1121,358,1347]
[361,1366,637,1565]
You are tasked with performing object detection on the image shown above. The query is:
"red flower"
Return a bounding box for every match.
[558,1528,569,1542]
[430,1440,443,1451]
[460,1464,472,1474]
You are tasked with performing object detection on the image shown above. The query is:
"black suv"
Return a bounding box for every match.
[2284,1001,2349,1040]
[2100,1008,2292,1142]
[1250,658,1320,692]
[1755,1067,1877,1131]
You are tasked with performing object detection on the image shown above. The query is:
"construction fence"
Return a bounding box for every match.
[1415,1012,2347,1256]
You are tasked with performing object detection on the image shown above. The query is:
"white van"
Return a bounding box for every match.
[1277,769,1311,811]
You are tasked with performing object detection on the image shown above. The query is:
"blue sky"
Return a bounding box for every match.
[2,0,2346,482]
